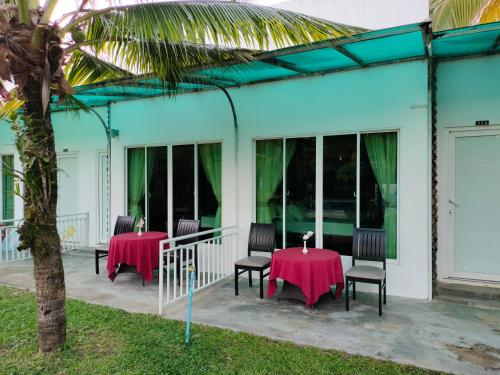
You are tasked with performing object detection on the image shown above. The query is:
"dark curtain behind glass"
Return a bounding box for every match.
[323,135,356,255]
[173,145,195,233]
[147,146,168,232]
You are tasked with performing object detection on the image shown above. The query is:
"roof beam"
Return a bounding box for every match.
[260,57,309,74]
[255,22,426,62]
[330,44,366,66]
[433,22,500,40]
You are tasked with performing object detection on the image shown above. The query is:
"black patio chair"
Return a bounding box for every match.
[164,219,201,285]
[345,228,387,316]
[95,215,136,274]
[234,223,275,299]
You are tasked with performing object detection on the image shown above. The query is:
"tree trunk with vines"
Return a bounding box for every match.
[19,75,66,353]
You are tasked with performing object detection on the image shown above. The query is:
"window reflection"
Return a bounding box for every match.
[147,146,168,232]
[323,135,356,255]
[255,139,283,248]
[285,138,315,248]
[173,145,195,231]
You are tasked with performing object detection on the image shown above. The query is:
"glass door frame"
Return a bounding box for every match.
[124,141,223,235]
[447,127,500,282]
[253,129,400,262]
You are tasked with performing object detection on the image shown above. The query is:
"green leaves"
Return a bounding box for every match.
[430,0,495,30]
[63,1,362,88]
[65,49,133,86]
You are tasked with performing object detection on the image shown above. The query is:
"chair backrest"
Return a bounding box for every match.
[175,219,201,245]
[352,228,386,268]
[114,216,136,235]
[248,223,275,256]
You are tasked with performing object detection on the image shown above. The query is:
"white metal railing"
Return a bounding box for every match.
[0,213,89,263]
[159,226,239,315]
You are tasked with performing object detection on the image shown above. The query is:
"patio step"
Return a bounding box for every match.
[435,281,500,309]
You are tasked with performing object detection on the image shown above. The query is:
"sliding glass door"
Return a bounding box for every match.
[360,133,398,259]
[198,143,222,230]
[255,139,284,248]
[126,143,221,235]
[173,145,195,231]
[323,135,357,255]
[147,147,168,232]
[285,138,315,248]
[255,132,398,259]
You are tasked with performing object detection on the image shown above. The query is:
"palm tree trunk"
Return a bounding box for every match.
[20,75,66,353]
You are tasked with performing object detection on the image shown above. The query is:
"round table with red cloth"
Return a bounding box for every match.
[107,231,168,282]
[267,247,344,306]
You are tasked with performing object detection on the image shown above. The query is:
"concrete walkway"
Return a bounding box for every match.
[1,251,499,375]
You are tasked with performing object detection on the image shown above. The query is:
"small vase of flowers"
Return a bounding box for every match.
[137,216,145,236]
[302,231,314,254]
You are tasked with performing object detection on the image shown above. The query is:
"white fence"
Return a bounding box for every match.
[0,213,89,263]
[158,226,239,315]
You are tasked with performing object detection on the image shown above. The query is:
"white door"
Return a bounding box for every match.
[449,129,500,282]
[57,155,79,216]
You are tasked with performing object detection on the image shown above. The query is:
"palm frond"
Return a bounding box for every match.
[61,1,362,91]
[430,0,489,30]
[65,48,133,86]
[0,96,23,121]
[476,0,500,24]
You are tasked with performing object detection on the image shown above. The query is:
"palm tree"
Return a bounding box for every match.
[430,0,500,31]
[0,0,360,353]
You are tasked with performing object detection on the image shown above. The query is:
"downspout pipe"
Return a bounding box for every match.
[214,85,239,236]
[89,104,112,243]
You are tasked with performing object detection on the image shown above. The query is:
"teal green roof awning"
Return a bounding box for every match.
[432,22,500,59]
[51,21,500,112]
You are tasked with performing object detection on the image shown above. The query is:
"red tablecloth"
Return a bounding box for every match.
[267,247,344,306]
[107,231,168,282]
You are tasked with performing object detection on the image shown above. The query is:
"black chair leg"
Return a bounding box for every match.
[379,282,382,316]
[384,280,387,305]
[234,266,239,296]
[248,270,253,287]
[259,270,264,299]
[352,282,356,300]
[195,250,199,279]
[95,251,99,274]
[176,257,181,286]
[345,279,350,311]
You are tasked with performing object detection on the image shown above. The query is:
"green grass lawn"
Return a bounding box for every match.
[0,285,441,375]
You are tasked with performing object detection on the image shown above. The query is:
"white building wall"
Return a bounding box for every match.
[435,54,500,281]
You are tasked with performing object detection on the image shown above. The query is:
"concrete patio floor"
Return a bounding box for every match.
[1,250,499,375]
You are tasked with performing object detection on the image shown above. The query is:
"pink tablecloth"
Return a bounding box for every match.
[267,247,344,306]
[107,231,168,282]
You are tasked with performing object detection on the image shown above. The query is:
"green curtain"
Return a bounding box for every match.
[256,139,296,224]
[127,148,145,226]
[199,143,222,228]
[2,155,14,223]
[364,133,398,259]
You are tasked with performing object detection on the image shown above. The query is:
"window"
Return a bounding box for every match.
[2,155,14,223]
[126,143,221,234]
[255,132,398,259]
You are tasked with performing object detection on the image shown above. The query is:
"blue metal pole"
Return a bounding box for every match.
[185,266,196,344]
